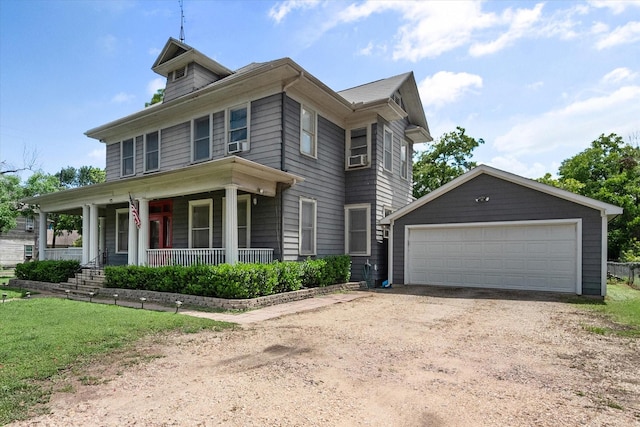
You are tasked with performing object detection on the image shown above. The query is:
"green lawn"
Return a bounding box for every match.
[0,298,233,424]
[572,282,640,337]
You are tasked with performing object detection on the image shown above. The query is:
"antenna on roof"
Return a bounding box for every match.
[179,0,185,42]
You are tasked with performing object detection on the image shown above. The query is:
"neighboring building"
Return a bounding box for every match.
[24,38,432,282]
[0,216,38,268]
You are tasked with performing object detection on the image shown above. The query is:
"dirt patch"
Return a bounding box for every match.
[13,286,640,426]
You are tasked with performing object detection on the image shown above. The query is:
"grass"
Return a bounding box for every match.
[1,285,33,300]
[0,298,234,424]
[571,281,640,337]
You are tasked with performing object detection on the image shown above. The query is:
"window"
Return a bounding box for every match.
[193,116,210,162]
[345,204,370,256]
[347,125,370,168]
[301,105,317,157]
[24,245,33,258]
[121,138,135,176]
[145,131,159,172]
[116,208,129,253]
[392,90,404,110]
[400,140,409,180]
[173,66,187,80]
[299,198,317,255]
[25,217,34,231]
[222,195,251,248]
[227,104,249,153]
[383,126,393,172]
[189,199,213,248]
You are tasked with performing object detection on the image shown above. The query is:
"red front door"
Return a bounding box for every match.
[149,201,172,249]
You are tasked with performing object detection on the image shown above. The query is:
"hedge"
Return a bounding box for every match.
[15,260,81,283]
[104,255,351,299]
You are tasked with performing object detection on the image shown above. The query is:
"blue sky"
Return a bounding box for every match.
[1,0,639,180]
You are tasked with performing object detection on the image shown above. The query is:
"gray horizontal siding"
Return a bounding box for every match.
[105,143,120,181]
[240,95,282,169]
[161,122,190,171]
[391,174,603,295]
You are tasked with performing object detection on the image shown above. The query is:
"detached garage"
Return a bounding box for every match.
[381,165,622,296]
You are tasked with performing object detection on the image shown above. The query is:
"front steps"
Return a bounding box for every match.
[55,268,106,298]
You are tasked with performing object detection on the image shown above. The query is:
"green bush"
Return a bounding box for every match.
[103,255,351,299]
[15,260,80,283]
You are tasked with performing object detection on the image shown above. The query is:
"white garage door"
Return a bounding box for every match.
[406,221,579,293]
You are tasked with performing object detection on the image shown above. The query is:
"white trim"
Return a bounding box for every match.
[383,125,393,172]
[403,219,582,294]
[400,139,409,180]
[115,208,129,254]
[191,114,212,162]
[222,194,251,248]
[188,199,213,248]
[226,103,250,154]
[387,219,394,285]
[345,203,371,256]
[381,164,623,224]
[144,130,161,172]
[299,197,317,256]
[120,138,136,177]
[172,65,188,81]
[345,124,371,170]
[300,104,317,158]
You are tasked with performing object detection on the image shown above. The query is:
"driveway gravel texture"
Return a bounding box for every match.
[12,285,640,427]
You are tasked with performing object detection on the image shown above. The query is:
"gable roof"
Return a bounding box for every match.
[151,38,233,78]
[380,164,623,224]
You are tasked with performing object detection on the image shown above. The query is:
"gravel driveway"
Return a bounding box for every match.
[14,286,640,426]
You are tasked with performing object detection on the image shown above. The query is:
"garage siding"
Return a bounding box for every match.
[392,174,603,295]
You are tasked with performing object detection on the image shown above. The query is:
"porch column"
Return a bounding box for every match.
[98,217,106,266]
[225,184,238,264]
[127,204,138,266]
[137,198,149,266]
[38,210,47,261]
[89,204,99,265]
[82,205,90,264]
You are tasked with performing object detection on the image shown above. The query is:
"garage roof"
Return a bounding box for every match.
[381,165,623,224]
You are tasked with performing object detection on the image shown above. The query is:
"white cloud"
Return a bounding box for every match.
[493,85,640,156]
[418,71,483,109]
[111,92,135,103]
[588,0,640,15]
[602,67,638,84]
[98,34,118,54]
[595,21,640,49]
[358,41,374,56]
[148,47,161,56]
[269,0,320,24]
[147,78,165,96]
[591,22,609,34]
[486,155,549,178]
[526,81,544,90]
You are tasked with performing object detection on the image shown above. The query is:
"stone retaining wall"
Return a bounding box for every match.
[8,279,365,310]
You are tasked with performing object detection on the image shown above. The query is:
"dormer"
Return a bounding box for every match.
[151,38,234,103]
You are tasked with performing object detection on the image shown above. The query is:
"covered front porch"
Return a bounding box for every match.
[26,157,302,268]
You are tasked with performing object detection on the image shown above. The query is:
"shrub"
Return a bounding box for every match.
[15,260,81,283]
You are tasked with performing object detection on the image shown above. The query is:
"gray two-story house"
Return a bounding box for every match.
[25,38,431,283]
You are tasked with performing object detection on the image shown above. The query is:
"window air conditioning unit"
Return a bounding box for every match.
[348,154,367,168]
[228,141,247,154]
[26,225,34,232]
[382,227,390,239]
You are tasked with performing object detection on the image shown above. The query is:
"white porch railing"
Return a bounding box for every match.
[146,248,273,267]
[44,248,83,262]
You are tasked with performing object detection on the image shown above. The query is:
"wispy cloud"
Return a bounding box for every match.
[595,21,640,49]
[98,34,118,55]
[602,67,638,84]
[111,92,135,104]
[588,0,640,15]
[418,71,483,109]
[269,0,321,24]
[147,78,165,96]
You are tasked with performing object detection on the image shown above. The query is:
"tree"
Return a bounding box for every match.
[554,133,640,260]
[0,174,23,232]
[145,88,164,107]
[412,126,484,199]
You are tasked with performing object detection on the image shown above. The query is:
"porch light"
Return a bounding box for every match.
[475,196,490,203]
[175,300,183,313]
[89,292,95,303]
[2,293,6,303]
[65,290,70,299]
[140,297,147,309]
[113,294,118,305]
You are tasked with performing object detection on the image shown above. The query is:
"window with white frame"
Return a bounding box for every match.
[172,66,187,81]
[24,217,34,231]
[345,204,370,256]
[227,104,249,153]
[115,208,129,253]
[189,199,213,248]
[193,115,210,162]
[400,140,409,179]
[383,126,393,172]
[121,138,135,176]
[299,197,317,255]
[347,126,370,168]
[145,131,160,172]
[222,195,251,248]
[24,245,33,258]
[301,105,317,157]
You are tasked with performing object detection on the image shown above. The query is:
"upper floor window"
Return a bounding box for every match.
[383,126,393,172]
[347,125,370,169]
[172,66,187,81]
[189,199,213,248]
[299,197,317,255]
[121,138,135,177]
[227,104,249,154]
[345,204,370,256]
[25,217,34,231]
[400,140,409,180]
[145,131,160,172]
[193,115,210,162]
[301,105,317,158]
[392,90,404,110]
[115,208,129,253]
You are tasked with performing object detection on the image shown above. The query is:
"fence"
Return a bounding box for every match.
[607,262,640,287]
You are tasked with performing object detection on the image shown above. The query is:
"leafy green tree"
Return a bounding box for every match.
[0,174,23,232]
[555,133,640,259]
[145,88,164,107]
[412,126,484,198]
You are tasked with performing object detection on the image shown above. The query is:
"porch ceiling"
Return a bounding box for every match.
[23,156,303,213]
